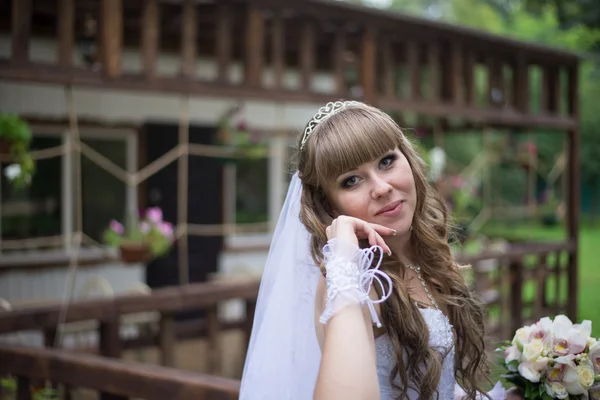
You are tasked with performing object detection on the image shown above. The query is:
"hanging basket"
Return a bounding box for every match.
[0,138,12,155]
[119,242,150,264]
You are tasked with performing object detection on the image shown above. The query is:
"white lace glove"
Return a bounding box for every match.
[319,238,393,328]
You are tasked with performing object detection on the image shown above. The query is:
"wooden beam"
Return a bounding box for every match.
[0,345,240,400]
[101,0,123,78]
[181,0,197,78]
[57,0,75,66]
[216,3,232,83]
[11,0,32,64]
[244,6,264,87]
[271,13,284,89]
[361,26,377,104]
[141,0,160,79]
[0,61,579,131]
[299,19,315,91]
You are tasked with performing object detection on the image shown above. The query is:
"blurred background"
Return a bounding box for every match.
[0,0,598,398]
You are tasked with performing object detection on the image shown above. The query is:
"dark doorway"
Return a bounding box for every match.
[142,122,224,295]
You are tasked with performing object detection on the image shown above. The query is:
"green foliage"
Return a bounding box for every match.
[0,114,36,188]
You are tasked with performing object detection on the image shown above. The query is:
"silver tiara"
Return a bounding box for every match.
[300,100,360,150]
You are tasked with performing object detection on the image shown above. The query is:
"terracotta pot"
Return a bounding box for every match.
[0,138,12,155]
[119,243,150,264]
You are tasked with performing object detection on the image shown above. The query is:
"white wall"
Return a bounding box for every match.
[0,35,334,308]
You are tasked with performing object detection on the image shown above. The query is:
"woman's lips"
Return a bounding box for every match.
[376,200,403,217]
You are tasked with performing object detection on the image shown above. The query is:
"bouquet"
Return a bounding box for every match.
[103,207,174,261]
[497,315,600,399]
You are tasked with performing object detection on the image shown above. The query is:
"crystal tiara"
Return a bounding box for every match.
[300,100,360,150]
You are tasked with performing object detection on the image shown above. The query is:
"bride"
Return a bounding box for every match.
[239,101,512,399]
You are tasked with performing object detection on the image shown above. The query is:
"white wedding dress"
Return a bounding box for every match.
[376,307,456,399]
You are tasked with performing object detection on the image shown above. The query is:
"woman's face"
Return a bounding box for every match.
[323,148,417,235]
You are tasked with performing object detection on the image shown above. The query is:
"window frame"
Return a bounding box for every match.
[0,125,138,259]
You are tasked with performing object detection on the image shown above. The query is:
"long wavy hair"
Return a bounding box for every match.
[296,102,489,399]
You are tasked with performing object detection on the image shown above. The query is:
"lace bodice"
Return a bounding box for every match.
[375,307,456,400]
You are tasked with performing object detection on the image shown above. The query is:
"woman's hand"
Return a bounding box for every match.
[325,215,395,255]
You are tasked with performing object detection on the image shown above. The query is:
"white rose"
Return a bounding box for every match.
[513,326,532,349]
[545,382,569,399]
[518,361,541,383]
[505,344,521,364]
[589,342,600,373]
[523,339,545,362]
[563,362,595,395]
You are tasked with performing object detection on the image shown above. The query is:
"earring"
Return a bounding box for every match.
[409,226,413,232]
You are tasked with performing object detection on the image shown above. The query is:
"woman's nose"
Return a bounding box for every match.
[371,176,393,198]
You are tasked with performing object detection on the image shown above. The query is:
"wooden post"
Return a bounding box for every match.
[512,54,529,113]
[181,0,197,78]
[509,259,524,335]
[101,0,123,78]
[16,376,30,400]
[381,36,395,99]
[99,317,123,400]
[407,41,420,101]
[428,43,440,103]
[216,3,232,83]
[159,313,176,367]
[463,50,475,106]
[244,6,264,87]
[333,30,347,96]
[206,305,221,375]
[565,63,580,321]
[300,20,315,92]
[271,13,284,89]
[141,0,160,80]
[450,43,464,105]
[11,0,32,64]
[361,26,377,104]
[57,0,75,66]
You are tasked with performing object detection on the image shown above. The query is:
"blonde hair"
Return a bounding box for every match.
[296,102,489,399]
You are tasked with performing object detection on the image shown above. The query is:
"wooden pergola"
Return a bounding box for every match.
[0,0,581,396]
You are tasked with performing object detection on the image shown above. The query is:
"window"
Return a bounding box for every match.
[0,127,137,256]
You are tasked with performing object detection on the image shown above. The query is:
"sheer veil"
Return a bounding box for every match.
[239,171,322,400]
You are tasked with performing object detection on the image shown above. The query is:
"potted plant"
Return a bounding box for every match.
[0,114,35,188]
[215,104,267,165]
[103,207,174,264]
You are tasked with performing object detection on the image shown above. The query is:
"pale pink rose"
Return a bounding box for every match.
[145,207,163,224]
[110,220,124,235]
[512,326,533,349]
[589,342,600,373]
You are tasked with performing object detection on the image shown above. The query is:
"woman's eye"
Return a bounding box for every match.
[380,154,396,168]
[342,176,359,188]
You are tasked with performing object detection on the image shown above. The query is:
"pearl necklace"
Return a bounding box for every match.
[406,264,439,309]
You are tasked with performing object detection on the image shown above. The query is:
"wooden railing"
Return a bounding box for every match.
[0,344,240,400]
[0,279,260,373]
[457,240,577,341]
[0,0,579,131]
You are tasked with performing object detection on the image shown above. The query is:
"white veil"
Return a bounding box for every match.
[239,171,322,400]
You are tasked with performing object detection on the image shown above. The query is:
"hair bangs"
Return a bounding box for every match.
[312,108,399,185]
